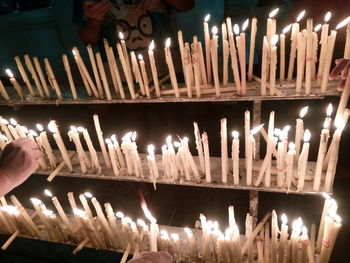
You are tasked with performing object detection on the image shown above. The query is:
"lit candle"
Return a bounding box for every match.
[141,202,158,252]
[5,69,24,100]
[291,217,302,263]
[271,210,279,263]
[296,31,306,94]
[270,35,279,95]
[81,127,101,174]
[231,131,240,185]
[193,122,205,173]
[320,30,337,93]
[210,26,220,97]
[148,40,161,97]
[164,38,180,98]
[36,124,56,169]
[203,14,212,84]
[305,19,313,95]
[184,227,198,261]
[247,124,264,186]
[105,138,119,176]
[280,24,291,81]
[93,114,111,169]
[14,56,35,96]
[236,20,248,96]
[277,129,287,187]
[24,55,44,98]
[297,129,311,191]
[317,12,332,85]
[278,214,289,263]
[130,51,145,96]
[285,142,296,191]
[248,17,257,81]
[118,32,132,77]
[111,134,126,169]
[222,22,229,87]
[202,132,211,183]
[267,8,279,45]
[295,106,308,160]
[33,57,50,98]
[221,118,228,183]
[48,121,73,172]
[116,43,136,99]
[43,58,63,100]
[138,54,150,98]
[316,194,333,252]
[319,215,342,263]
[147,144,159,188]
[261,36,269,95]
[86,44,103,98]
[68,126,91,174]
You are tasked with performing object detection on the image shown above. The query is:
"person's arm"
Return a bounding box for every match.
[329,59,350,91]
[0,138,42,196]
[78,0,112,46]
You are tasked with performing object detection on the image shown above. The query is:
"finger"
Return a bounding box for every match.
[338,79,346,91]
[341,64,349,80]
[29,149,42,160]
[329,59,349,79]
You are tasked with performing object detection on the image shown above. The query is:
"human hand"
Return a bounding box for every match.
[127,251,173,263]
[83,0,112,24]
[137,0,161,11]
[0,138,42,188]
[329,59,350,91]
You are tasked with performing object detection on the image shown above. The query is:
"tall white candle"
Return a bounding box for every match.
[210,26,220,97]
[278,214,289,263]
[285,142,296,191]
[296,31,306,94]
[248,17,257,81]
[221,118,228,183]
[295,106,308,161]
[297,129,311,191]
[320,31,337,93]
[270,35,279,95]
[164,38,180,98]
[148,40,161,97]
[202,132,211,183]
[247,124,264,186]
[203,14,212,84]
[317,12,331,85]
[280,24,291,81]
[305,19,313,95]
[231,131,240,185]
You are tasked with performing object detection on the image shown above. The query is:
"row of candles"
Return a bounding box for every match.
[0,10,349,102]
[0,103,347,193]
[0,190,341,263]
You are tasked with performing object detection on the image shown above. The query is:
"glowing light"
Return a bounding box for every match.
[327,103,333,117]
[42,209,54,217]
[292,217,303,231]
[324,11,332,23]
[138,54,143,60]
[29,130,38,137]
[149,40,155,51]
[73,208,87,218]
[171,233,179,241]
[242,19,249,32]
[204,14,210,22]
[137,219,146,227]
[70,126,77,133]
[303,129,311,142]
[119,32,124,40]
[132,131,137,141]
[296,10,306,22]
[184,227,192,236]
[30,198,42,205]
[77,127,84,133]
[289,142,295,150]
[0,135,8,141]
[115,211,124,218]
[147,144,155,156]
[22,126,28,134]
[335,120,345,131]
[274,128,281,137]
[302,226,308,235]
[47,121,57,133]
[105,138,112,145]
[334,215,342,223]
[232,131,239,139]
[299,106,309,118]
[5,69,14,78]
[271,34,279,45]
[36,124,43,132]
[9,118,17,126]
[122,131,132,142]
[44,189,53,197]
[281,214,288,224]
[141,201,157,224]
[211,26,218,35]
[251,124,264,135]
[314,24,322,32]
[0,205,19,215]
[84,192,93,198]
[335,16,350,30]
[283,24,292,34]
[165,38,171,48]
[322,192,331,199]
[283,125,291,133]
[269,8,279,18]
[233,24,240,35]
[72,49,76,56]
[0,119,8,125]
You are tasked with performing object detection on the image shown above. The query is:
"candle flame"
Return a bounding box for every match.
[0,119,8,125]
[0,205,19,215]
[302,226,308,235]
[171,233,179,241]
[9,118,17,126]
[21,126,28,134]
[251,124,264,135]
[122,217,132,224]
[119,32,124,40]
[204,14,210,22]
[281,214,288,224]
[184,227,192,236]
[173,141,181,148]
[147,144,155,155]
[296,10,306,22]
[0,135,8,141]
[73,208,87,218]
[165,37,171,48]
[36,124,43,132]
[30,198,42,205]
[138,54,143,60]
[233,24,240,35]
[182,136,189,143]
[335,16,350,30]
[232,130,239,139]
[29,129,38,137]
[242,19,249,32]
[161,145,167,152]
[111,134,117,142]
[141,196,157,224]
[105,138,112,145]
[326,103,333,117]
[303,129,311,142]
[283,125,291,133]
[84,192,93,198]
[72,49,76,56]
[131,131,137,141]
[115,211,124,218]
[322,192,331,199]
[271,34,279,45]
[48,121,57,133]
[299,106,309,118]
[42,209,54,217]
[166,135,172,145]
[324,11,332,23]
[43,189,53,197]
[77,127,84,132]
[211,26,218,35]
[334,215,342,223]
[292,217,303,231]
[314,24,322,32]
[269,8,279,18]
[149,40,155,51]
[122,131,132,142]
[323,120,330,129]
[5,69,14,78]
[160,230,169,239]
[289,142,295,150]
[282,24,292,34]
[70,125,77,133]
[274,128,281,137]
[137,219,146,227]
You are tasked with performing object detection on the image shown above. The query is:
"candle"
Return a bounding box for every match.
[210,26,220,97]
[105,138,119,176]
[267,8,279,44]
[78,127,100,174]
[87,44,103,98]
[343,18,350,58]
[270,35,279,95]
[191,42,200,98]
[317,12,332,85]
[295,106,308,160]
[164,38,180,98]
[5,69,24,100]
[68,126,91,174]
[285,142,296,190]
[316,194,333,252]
[236,21,248,96]
[244,110,250,183]
[287,12,303,81]
[222,23,229,87]
[231,131,240,185]
[0,79,10,101]
[93,114,111,169]
[0,118,13,141]
[221,118,228,183]
[0,135,8,150]
[291,217,302,263]
[203,14,212,84]
[280,24,291,82]
[197,41,207,86]
[248,17,257,81]
[296,31,306,94]
[147,144,159,188]
[319,215,342,263]
[202,132,211,183]
[320,30,337,93]
[138,54,150,98]
[95,52,113,100]
[116,43,136,99]
[277,129,287,187]
[130,51,145,96]
[24,55,44,98]
[14,56,35,96]
[184,227,198,261]
[36,124,56,169]
[148,41,161,97]
[305,19,313,95]
[182,137,200,182]
[111,134,126,169]
[62,54,78,100]
[33,57,50,98]
[324,122,344,192]
[261,36,269,95]
[121,132,134,175]
[141,202,158,252]
[193,122,205,173]
[271,210,279,263]
[247,124,264,186]
[312,28,320,80]
[48,121,73,172]
[278,214,289,263]
[297,129,311,191]
[43,58,63,100]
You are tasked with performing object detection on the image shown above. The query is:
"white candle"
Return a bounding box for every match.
[203,14,212,84]
[319,215,342,263]
[297,129,311,191]
[93,114,111,169]
[291,217,302,263]
[221,118,228,183]
[81,127,101,174]
[164,38,180,98]
[62,54,78,100]
[267,8,279,44]
[86,44,103,98]
[280,24,291,81]
[138,54,150,98]
[111,134,126,169]
[295,106,308,160]
[118,32,132,79]
[36,124,56,169]
[24,55,44,98]
[248,17,257,81]
[202,132,211,183]
[5,69,24,100]
[247,124,264,186]
[147,144,159,188]
[305,19,313,95]
[222,23,229,87]
[43,58,63,100]
[116,43,136,99]
[320,30,337,93]
[278,214,289,263]
[130,51,145,96]
[271,210,279,263]
[229,27,241,94]
[193,122,205,174]
[235,21,248,96]
[105,138,119,176]
[141,202,158,252]
[68,126,91,174]
[287,21,301,81]
[0,79,10,101]
[148,41,161,97]
[270,35,279,95]
[261,36,269,95]
[296,31,306,94]
[210,26,220,97]
[14,56,35,96]
[285,142,296,191]
[317,12,332,85]
[231,131,240,185]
